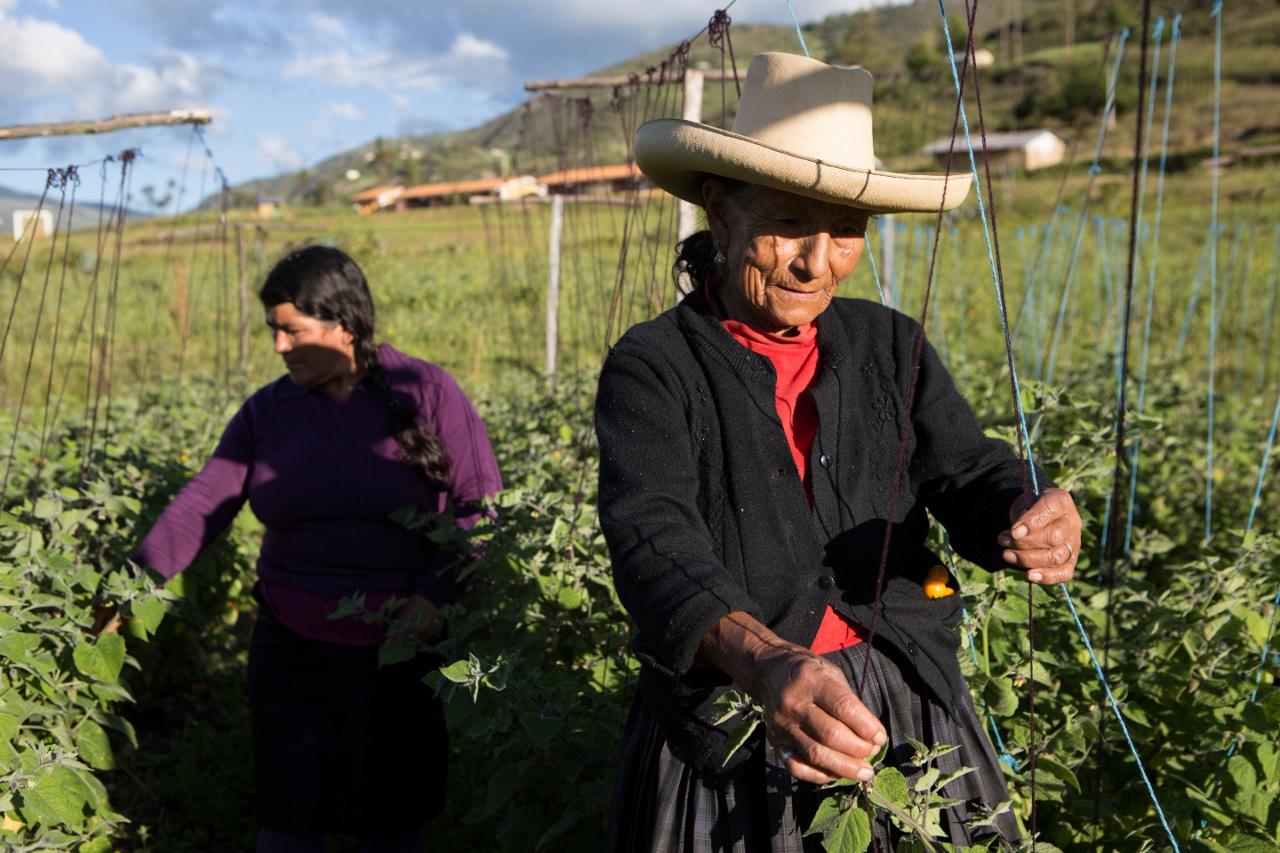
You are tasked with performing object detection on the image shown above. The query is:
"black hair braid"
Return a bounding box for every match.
[673,230,721,293]
[359,339,452,488]
[260,245,451,487]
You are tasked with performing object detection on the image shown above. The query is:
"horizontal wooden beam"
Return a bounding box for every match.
[524,68,744,92]
[0,108,212,141]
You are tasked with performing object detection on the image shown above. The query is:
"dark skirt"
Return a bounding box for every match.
[246,607,448,836]
[609,640,1020,852]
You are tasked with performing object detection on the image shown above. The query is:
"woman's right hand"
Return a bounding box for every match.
[748,643,885,784]
[700,612,886,784]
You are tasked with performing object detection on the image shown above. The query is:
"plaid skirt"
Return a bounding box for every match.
[608,640,1020,852]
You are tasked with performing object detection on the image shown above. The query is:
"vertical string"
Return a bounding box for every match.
[1205,0,1223,543]
[1124,13,1180,553]
[785,0,811,57]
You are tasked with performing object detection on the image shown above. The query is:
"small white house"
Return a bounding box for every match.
[12,209,53,241]
[921,128,1066,171]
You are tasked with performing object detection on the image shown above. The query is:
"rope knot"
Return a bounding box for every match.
[708,9,732,47]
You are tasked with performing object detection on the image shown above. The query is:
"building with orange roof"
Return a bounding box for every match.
[350,184,405,214]
[537,163,645,196]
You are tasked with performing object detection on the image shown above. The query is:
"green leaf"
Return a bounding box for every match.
[377,641,416,668]
[983,676,1018,717]
[821,804,872,853]
[1034,756,1080,793]
[873,767,910,808]
[0,633,42,666]
[32,497,59,520]
[18,765,92,830]
[720,716,760,767]
[74,721,114,771]
[130,597,166,636]
[535,808,580,850]
[438,659,473,684]
[72,634,125,684]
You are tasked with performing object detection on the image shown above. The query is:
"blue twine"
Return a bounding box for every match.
[1205,0,1223,544]
[1174,226,1216,359]
[937,7,1180,847]
[935,0,1039,494]
[1041,32,1130,387]
[1209,385,1280,800]
[785,0,811,57]
[1246,390,1280,704]
[864,222,887,305]
[1060,586,1182,851]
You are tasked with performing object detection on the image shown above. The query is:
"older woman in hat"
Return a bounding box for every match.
[596,53,1081,851]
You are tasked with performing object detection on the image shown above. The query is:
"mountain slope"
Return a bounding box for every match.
[223,0,1280,208]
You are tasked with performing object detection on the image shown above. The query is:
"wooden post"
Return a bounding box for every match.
[676,68,706,296]
[546,194,565,385]
[235,224,250,377]
[881,215,896,309]
[0,108,212,140]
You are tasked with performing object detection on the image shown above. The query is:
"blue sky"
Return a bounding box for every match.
[0,0,886,206]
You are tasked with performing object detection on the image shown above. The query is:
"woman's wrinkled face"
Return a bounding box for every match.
[705,182,868,333]
[264,302,357,389]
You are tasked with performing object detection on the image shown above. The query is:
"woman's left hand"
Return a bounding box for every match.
[998,487,1080,584]
[390,593,445,645]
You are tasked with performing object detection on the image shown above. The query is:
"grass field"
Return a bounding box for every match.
[1,152,1279,850]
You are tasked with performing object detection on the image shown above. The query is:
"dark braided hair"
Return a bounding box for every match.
[259,245,451,487]
[672,178,753,293]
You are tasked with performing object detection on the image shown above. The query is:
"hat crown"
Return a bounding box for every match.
[731,52,875,171]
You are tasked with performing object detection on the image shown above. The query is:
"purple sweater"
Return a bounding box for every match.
[134,344,502,604]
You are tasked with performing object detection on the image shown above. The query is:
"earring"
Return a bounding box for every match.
[713,245,726,265]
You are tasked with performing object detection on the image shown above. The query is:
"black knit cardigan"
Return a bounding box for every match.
[595,288,1044,773]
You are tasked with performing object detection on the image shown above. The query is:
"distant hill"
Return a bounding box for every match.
[0,184,147,235]
[220,0,1280,209]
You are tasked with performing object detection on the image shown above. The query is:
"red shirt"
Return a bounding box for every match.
[721,317,866,654]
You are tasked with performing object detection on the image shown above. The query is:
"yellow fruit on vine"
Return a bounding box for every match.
[1,814,22,832]
[923,565,955,599]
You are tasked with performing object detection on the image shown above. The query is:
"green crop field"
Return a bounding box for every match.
[1,105,1279,853]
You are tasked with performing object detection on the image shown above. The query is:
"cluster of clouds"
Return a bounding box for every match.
[2,0,886,179]
[0,1,222,121]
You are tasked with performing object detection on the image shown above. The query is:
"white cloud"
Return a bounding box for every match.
[256,135,304,170]
[450,33,507,62]
[328,99,364,121]
[0,7,221,121]
[307,11,348,40]
[284,48,444,90]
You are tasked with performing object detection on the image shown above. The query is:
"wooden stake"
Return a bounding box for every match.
[0,109,212,141]
[676,68,706,296]
[546,195,564,386]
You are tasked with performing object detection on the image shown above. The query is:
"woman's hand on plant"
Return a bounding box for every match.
[750,644,886,785]
[390,593,444,645]
[89,604,121,636]
[699,611,885,785]
[999,487,1081,584]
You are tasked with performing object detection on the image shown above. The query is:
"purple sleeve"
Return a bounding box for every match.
[132,403,255,580]
[415,370,502,597]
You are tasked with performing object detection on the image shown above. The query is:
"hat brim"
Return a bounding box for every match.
[635,119,972,215]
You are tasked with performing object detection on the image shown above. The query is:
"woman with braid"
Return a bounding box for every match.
[127,246,501,852]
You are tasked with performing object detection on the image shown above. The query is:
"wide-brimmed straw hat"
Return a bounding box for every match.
[635,52,971,214]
